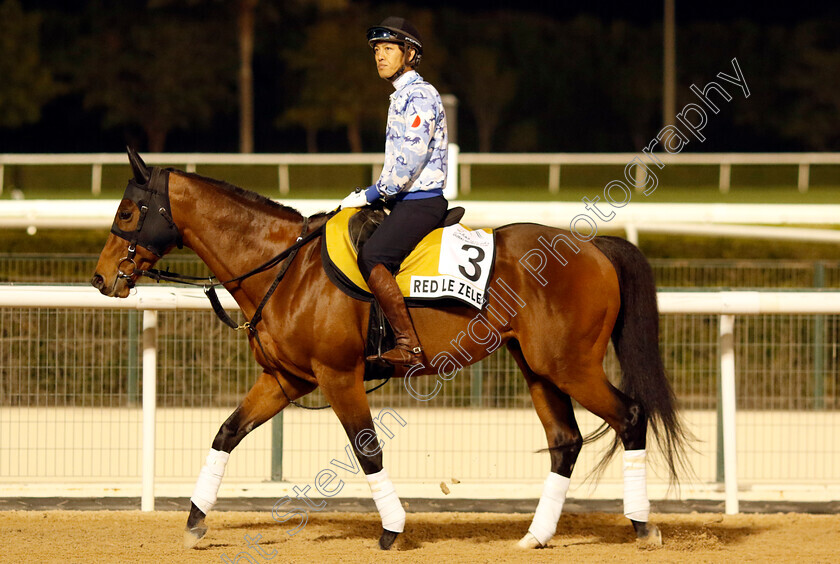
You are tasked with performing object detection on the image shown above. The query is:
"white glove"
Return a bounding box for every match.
[340,189,369,209]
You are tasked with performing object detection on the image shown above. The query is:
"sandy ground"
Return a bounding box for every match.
[1,510,839,563]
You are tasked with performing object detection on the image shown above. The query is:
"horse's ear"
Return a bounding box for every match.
[126,146,151,184]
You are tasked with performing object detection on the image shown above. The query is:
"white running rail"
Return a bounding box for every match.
[2,285,840,513]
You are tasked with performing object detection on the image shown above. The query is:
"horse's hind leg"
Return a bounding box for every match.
[509,341,582,549]
[564,367,662,546]
[184,371,315,549]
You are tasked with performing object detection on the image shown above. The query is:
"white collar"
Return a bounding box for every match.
[391,70,419,92]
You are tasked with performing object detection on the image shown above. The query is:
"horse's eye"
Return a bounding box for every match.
[119,210,132,221]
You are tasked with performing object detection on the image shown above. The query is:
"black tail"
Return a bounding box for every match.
[589,236,691,485]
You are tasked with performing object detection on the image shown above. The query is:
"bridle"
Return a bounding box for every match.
[108,168,386,409]
[109,166,324,327]
[111,167,182,284]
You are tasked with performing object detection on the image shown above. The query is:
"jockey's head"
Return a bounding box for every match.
[367,17,423,82]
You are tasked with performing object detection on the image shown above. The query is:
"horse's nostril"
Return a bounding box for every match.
[91,273,104,289]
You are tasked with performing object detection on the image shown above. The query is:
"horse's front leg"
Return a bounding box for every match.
[184,371,315,549]
[319,372,405,550]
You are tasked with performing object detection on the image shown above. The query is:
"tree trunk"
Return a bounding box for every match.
[347,119,363,153]
[663,0,676,127]
[306,126,318,153]
[477,125,491,152]
[476,112,497,153]
[238,0,256,153]
[146,126,168,153]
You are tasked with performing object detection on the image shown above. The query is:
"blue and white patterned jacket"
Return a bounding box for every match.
[365,71,448,202]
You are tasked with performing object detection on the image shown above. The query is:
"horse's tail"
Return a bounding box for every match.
[588,236,691,486]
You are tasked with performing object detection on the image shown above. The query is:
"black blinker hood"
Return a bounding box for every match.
[110,167,182,257]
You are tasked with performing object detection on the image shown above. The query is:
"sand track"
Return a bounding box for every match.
[1,510,838,563]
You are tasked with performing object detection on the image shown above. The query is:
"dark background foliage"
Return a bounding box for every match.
[1,0,838,153]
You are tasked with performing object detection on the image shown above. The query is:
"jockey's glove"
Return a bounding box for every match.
[340,185,379,209]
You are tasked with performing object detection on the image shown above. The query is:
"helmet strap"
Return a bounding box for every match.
[386,47,412,82]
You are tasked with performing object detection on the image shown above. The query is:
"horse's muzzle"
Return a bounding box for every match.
[91,273,105,291]
[91,272,133,297]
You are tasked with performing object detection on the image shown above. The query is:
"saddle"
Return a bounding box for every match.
[332,205,471,382]
[347,205,465,253]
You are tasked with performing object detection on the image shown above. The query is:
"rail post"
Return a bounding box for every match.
[548,163,560,194]
[798,163,810,193]
[127,310,139,406]
[271,412,284,481]
[279,164,290,195]
[141,310,158,511]
[460,164,471,195]
[813,262,825,409]
[719,162,731,193]
[719,314,739,514]
[91,164,102,196]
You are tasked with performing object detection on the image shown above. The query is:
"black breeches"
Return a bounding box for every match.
[357,196,448,280]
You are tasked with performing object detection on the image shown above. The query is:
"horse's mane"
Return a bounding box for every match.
[174,170,305,219]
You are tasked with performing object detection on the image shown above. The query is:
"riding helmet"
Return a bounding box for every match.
[366,16,423,66]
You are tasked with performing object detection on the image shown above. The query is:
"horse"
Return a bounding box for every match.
[92,148,688,551]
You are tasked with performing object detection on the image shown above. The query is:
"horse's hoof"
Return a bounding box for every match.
[633,522,662,546]
[379,528,399,550]
[184,524,208,549]
[516,531,544,549]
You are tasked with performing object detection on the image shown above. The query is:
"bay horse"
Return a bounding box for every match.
[92,148,688,550]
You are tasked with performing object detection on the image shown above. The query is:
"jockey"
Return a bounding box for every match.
[340,16,449,367]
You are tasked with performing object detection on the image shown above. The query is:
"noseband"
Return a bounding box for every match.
[110,167,182,281]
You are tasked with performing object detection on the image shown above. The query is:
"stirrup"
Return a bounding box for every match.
[367,343,424,367]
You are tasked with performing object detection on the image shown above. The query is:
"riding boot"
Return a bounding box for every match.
[365,264,425,367]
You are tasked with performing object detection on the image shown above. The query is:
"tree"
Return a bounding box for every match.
[779,21,840,150]
[280,8,389,152]
[0,0,57,128]
[237,0,257,153]
[680,20,795,150]
[72,5,236,152]
[279,5,448,152]
[598,20,661,148]
[501,15,660,151]
[150,0,257,152]
[449,46,516,152]
[230,0,348,152]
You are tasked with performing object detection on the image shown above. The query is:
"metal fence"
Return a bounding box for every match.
[1,257,839,496]
[2,256,839,413]
[0,306,837,503]
[6,309,834,413]
[649,259,840,289]
[4,254,840,288]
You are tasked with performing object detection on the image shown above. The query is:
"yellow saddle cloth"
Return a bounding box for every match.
[321,208,495,309]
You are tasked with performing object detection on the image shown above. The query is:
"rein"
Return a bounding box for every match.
[142,216,315,332]
[111,170,390,409]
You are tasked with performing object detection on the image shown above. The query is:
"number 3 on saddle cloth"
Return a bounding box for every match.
[321,207,496,381]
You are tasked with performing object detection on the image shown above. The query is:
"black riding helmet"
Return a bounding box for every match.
[367,16,423,68]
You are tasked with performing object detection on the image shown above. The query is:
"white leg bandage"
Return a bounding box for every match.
[366,469,406,533]
[623,449,650,522]
[190,448,230,515]
[527,472,571,546]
